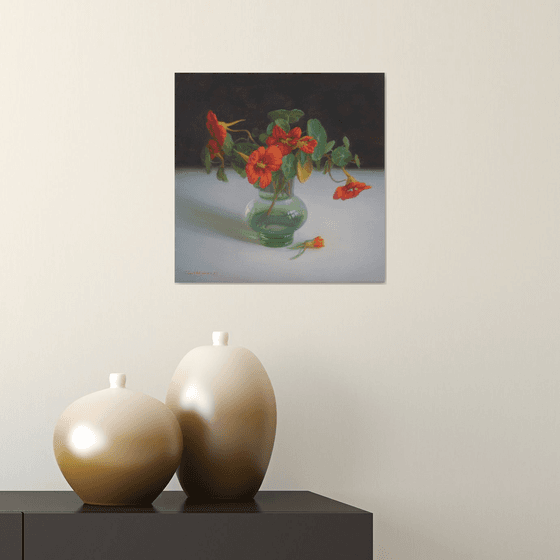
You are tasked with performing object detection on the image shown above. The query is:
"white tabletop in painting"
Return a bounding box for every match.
[175,168,385,283]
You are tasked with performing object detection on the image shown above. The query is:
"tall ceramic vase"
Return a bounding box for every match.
[53,373,183,506]
[166,332,277,501]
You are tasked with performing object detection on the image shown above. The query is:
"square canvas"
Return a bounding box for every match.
[175,73,385,283]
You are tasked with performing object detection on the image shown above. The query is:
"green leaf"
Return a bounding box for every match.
[233,142,258,166]
[253,177,261,189]
[275,118,290,133]
[222,133,234,156]
[259,133,269,144]
[268,109,290,122]
[331,146,352,167]
[232,162,247,178]
[288,109,304,123]
[201,146,212,174]
[235,142,259,156]
[343,136,350,149]
[298,149,307,166]
[307,119,328,162]
[266,122,275,135]
[355,154,361,168]
[281,153,297,180]
[325,140,335,153]
[217,167,228,182]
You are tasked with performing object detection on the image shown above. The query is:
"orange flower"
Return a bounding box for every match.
[206,110,227,146]
[207,139,223,160]
[297,136,318,154]
[266,125,302,156]
[289,236,325,259]
[333,181,372,201]
[246,146,283,189]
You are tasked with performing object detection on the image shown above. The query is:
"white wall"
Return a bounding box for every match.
[1,1,559,559]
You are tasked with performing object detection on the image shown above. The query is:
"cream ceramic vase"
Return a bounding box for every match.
[53,373,183,506]
[166,332,277,501]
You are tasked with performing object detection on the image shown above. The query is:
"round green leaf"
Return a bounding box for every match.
[307,119,328,161]
[268,109,290,122]
[343,136,350,149]
[331,146,352,167]
[281,153,297,180]
[288,109,305,123]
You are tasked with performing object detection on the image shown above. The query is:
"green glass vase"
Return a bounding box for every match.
[244,178,308,248]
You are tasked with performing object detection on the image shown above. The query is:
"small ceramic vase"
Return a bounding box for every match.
[166,332,277,501]
[53,373,183,506]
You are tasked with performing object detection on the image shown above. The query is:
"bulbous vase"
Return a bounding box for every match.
[245,178,307,247]
[166,332,277,501]
[53,373,183,506]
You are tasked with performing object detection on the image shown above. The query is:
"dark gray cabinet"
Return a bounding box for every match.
[0,491,372,559]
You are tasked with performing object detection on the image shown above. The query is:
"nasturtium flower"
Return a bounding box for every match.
[333,181,372,200]
[311,236,325,248]
[266,125,303,156]
[245,146,283,189]
[206,110,227,146]
[297,136,318,154]
[207,139,223,160]
[289,236,325,259]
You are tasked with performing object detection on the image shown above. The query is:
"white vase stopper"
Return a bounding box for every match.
[212,332,229,346]
[109,373,126,388]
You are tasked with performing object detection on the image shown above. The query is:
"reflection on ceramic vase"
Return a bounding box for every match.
[166,332,277,501]
[245,178,308,247]
[53,373,182,506]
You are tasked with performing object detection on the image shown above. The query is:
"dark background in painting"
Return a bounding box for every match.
[175,73,384,169]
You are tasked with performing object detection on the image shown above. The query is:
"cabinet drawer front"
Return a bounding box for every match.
[0,512,22,560]
[24,512,372,560]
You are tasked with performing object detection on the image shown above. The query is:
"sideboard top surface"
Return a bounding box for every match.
[0,491,370,515]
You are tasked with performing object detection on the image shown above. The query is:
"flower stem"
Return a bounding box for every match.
[266,177,286,216]
[228,128,257,144]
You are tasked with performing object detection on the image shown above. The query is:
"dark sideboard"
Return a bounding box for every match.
[0,491,372,559]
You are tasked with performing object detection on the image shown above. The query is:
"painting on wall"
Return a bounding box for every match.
[175,73,385,283]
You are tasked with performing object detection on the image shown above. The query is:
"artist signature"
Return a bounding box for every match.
[185,270,218,276]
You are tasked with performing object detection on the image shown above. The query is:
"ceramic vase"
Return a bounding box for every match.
[166,332,277,501]
[53,373,183,506]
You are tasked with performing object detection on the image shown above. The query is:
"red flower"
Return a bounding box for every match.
[206,111,226,146]
[266,125,302,156]
[207,140,223,160]
[333,181,372,201]
[311,236,325,248]
[246,146,283,189]
[297,136,318,154]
